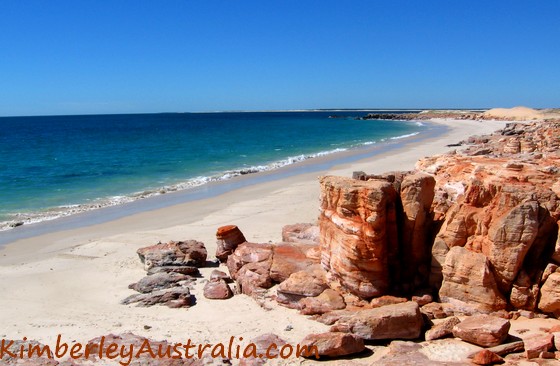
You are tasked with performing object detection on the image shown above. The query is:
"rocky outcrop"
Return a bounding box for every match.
[415,121,560,313]
[125,240,205,308]
[330,301,423,340]
[319,171,437,299]
[224,234,322,298]
[319,175,397,298]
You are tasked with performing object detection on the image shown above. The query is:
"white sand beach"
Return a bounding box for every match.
[0,118,510,364]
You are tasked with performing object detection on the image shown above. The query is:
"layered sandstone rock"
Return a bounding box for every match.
[439,246,507,313]
[416,121,560,313]
[319,175,397,298]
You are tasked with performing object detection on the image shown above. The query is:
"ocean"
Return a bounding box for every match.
[0,111,426,230]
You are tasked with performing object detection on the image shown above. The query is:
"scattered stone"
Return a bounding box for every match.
[523,333,553,359]
[412,294,433,306]
[330,301,423,340]
[121,287,194,308]
[299,288,346,315]
[425,316,460,341]
[299,332,365,358]
[128,272,193,293]
[370,295,407,308]
[484,340,524,357]
[472,349,504,365]
[276,265,328,308]
[209,269,231,282]
[203,279,233,300]
[452,314,510,347]
[238,334,287,366]
[146,265,199,276]
[216,225,246,262]
[137,240,207,269]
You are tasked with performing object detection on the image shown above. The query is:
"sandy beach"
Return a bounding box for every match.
[0,118,511,363]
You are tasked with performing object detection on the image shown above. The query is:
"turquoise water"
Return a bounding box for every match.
[0,111,423,228]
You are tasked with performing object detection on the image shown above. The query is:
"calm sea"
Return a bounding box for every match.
[0,111,424,229]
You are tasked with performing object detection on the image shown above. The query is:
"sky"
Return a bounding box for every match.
[0,1,559,116]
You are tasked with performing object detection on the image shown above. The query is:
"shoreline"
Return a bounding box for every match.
[0,118,509,350]
[0,121,441,247]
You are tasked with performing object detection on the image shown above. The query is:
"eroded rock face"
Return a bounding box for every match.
[439,246,507,314]
[398,173,436,289]
[330,301,423,340]
[417,122,560,313]
[319,176,398,298]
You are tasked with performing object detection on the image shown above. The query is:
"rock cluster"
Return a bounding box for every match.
[122,240,207,307]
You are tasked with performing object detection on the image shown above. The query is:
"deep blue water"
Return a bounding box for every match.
[0,111,423,227]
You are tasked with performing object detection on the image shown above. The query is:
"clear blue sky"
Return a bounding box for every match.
[1,1,559,116]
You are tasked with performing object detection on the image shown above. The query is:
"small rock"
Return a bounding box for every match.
[203,279,233,300]
[299,289,346,315]
[472,349,504,365]
[209,269,231,282]
[412,294,433,306]
[425,316,460,341]
[370,295,407,308]
[128,272,192,293]
[523,333,553,359]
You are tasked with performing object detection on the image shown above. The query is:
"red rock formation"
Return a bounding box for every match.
[417,121,560,313]
[319,176,398,298]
